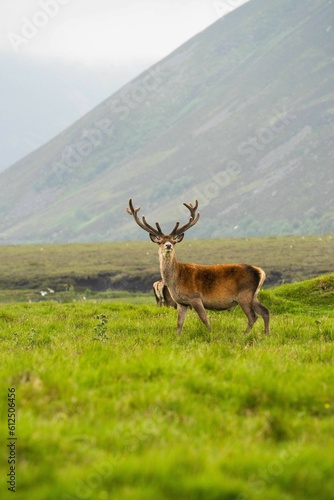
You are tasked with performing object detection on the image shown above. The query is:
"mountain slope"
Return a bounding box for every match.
[1,0,334,244]
[0,54,146,173]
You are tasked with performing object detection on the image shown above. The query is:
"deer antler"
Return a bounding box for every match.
[127,199,200,239]
[170,200,200,237]
[126,199,163,237]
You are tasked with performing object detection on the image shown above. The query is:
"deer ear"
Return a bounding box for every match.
[173,233,184,244]
[149,233,161,243]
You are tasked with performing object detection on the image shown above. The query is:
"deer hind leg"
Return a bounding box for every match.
[253,298,270,335]
[239,301,257,335]
[252,267,270,335]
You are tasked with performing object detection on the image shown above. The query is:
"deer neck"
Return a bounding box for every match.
[158,247,178,286]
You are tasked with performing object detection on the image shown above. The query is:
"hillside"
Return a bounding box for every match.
[0,54,136,173]
[0,0,334,244]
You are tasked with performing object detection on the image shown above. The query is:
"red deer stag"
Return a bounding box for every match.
[126,199,270,335]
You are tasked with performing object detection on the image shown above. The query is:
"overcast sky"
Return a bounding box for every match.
[2,0,250,67]
[0,0,250,171]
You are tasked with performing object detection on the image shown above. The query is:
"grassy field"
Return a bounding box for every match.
[0,234,333,296]
[0,273,334,499]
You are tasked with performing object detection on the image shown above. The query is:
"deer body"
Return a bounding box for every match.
[158,240,269,334]
[127,199,270,335]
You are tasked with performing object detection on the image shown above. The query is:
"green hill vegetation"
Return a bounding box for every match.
[0,273,333,499]
[0,0,333,244]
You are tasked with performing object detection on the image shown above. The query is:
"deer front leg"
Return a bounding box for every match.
[177,303,189,335]
[190,297,211,331]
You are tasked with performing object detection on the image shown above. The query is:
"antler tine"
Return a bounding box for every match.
[125,198,138,217]
[142,216,163,235]
[184,199,199,213]
[155,222,163,233]
[126,199,163,237]
[169,221,180,235]
[170,200,200,237]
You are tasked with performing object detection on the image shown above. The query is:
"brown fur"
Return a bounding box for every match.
[156,237,270,335]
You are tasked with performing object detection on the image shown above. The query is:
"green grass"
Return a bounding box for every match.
[0,274,333,499]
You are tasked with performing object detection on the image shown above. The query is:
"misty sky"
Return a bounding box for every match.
[2,0,249,66]
[0,0,250,171]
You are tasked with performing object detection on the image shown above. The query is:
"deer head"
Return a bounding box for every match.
[126,199,200,250]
